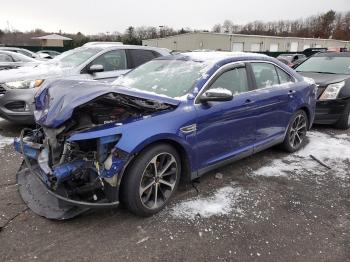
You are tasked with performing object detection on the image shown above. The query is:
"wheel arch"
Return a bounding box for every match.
[119,137,193,191]
[297,105,312,129]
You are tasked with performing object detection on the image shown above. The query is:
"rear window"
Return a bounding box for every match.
[128,49,159,68]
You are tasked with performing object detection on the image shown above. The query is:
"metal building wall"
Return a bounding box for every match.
[142,32,350,52]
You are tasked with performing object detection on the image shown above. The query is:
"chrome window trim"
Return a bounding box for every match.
[194,60,297,104]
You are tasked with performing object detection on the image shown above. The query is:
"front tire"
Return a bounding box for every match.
[282,110,309,153]
[121,144,181,216]
[334,102,350,130]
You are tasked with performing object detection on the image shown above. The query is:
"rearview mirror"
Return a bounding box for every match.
[199,88,233,103]
[88,64,104,74]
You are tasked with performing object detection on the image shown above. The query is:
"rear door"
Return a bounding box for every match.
[247,62,295,151]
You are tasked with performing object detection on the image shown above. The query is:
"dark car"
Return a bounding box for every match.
[0,50,43,70]
[14,52,316,219]
[277,54,307,67]
[0,44,170,124]
[295,52,350,129]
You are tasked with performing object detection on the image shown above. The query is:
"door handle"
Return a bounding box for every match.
[244,99,255,105]
[288,90,296,94]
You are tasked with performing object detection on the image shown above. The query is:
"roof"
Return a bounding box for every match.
[32,34,72,41]
[180,51,267,63]
[145,32,350,43]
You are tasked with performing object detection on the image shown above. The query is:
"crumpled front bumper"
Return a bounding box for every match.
[14,135,126,220]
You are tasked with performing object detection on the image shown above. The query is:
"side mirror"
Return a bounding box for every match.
[88,64,104,74]
[199,88,233,103]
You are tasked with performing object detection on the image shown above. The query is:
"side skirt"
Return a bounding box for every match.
[190,135,284,180]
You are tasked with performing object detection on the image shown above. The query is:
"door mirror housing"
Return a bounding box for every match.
[88,64,104,74]
[199,88,233,103]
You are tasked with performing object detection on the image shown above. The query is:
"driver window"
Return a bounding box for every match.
[91,50,127,72]
[209,67,249,95]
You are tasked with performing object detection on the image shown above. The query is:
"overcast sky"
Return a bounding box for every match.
[0,0,348,35]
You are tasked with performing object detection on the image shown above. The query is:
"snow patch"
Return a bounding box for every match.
[252,131,350,180]
[171,186,244,220]
[0,135,13,150]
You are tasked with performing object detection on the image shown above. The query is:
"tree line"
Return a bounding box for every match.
[213,10,350,40]
[0,10,349,48]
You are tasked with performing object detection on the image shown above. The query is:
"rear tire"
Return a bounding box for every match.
[121,144,181,217]
[334,102,350,130]
[281,110,309,153]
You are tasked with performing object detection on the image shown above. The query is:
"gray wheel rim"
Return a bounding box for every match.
[139,152,178,209]
[289,114,307,148]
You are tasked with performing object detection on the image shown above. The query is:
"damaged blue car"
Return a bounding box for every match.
[14,52,317,219]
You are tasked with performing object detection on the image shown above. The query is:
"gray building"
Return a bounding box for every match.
[142,32,350,52]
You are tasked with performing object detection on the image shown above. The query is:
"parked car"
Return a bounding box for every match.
[37,50,61,59]
[14,52,316,219]
[295,52,350,129]
[0,47,42,59]
[0,50,43,70]
[277,53,307,67]
[0,44,170,124]
[302,48,327,57]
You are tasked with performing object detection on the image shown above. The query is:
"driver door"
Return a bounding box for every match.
[86,50,129,82]
[194,64,257,172]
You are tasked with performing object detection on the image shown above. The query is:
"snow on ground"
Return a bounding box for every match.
[0,135,14,150]
[170,131,350,221]
[0,118,14,150]
[170,185,245,220]
[252,131,350,180]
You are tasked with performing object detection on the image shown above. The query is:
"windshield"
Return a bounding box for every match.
[296,56,350,75]
[112,59,208,98]
[53,47,102,68]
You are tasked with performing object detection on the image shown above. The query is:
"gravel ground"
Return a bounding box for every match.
[0,118,349,262]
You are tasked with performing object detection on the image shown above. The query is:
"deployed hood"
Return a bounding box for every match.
[0,63,72,82]
[34,79,180,128]
[298,72,350,86]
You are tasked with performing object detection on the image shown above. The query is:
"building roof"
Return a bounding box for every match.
[144,32,350,43]
[32,34,72,41]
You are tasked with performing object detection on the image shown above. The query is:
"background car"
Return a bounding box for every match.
[277,53,307,67]
[295,52,350,129]
[0,46,43,59]
[0,43,171,124]
[37,50,61,59]
[15,52,316,219]
[0,50,43,70]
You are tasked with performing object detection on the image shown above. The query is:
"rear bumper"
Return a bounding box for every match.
[314,98,350,125]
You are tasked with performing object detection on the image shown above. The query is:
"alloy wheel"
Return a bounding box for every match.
[289,114,307,148]
[139,152,178,209]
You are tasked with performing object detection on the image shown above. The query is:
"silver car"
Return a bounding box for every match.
[0,50,43,70]
[0,43,171,124]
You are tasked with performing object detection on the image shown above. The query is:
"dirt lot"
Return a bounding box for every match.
[0,118,349,262]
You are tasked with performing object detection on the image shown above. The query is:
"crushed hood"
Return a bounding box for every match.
[34,79,180,128]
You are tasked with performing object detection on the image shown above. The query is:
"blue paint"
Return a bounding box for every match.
[13,138,40,159]
[26,53,315,180]
[52,160,86,184]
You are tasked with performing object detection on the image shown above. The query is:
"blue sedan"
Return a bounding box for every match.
[14,52,316,219]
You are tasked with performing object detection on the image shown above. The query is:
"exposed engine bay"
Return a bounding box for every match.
[15,92,175,219]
